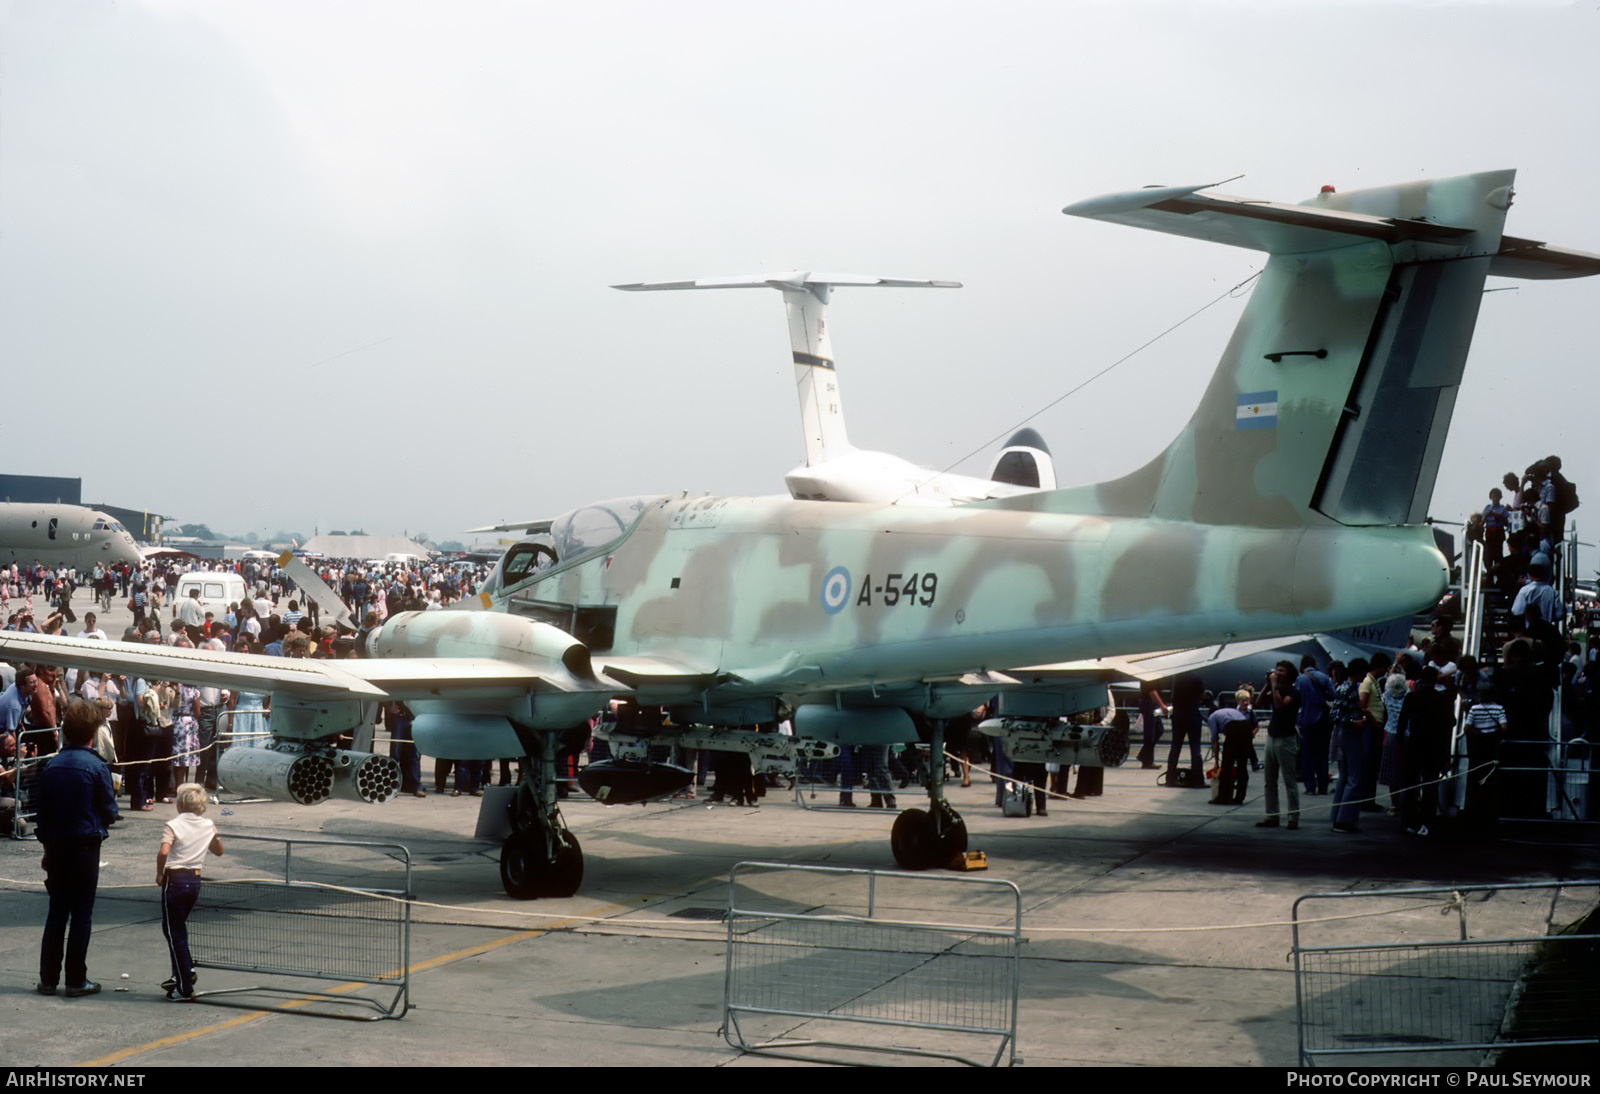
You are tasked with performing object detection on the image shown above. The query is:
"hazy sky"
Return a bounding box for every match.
[2,0,1595,552]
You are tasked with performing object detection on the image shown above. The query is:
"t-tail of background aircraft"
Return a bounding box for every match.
[612,273,1056,504]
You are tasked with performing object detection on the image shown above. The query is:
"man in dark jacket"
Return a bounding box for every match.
[36,699,119,997]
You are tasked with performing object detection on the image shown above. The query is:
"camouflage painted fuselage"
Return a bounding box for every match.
[504,494,1445,709]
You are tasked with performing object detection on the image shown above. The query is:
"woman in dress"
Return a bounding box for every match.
[172,683,202,791]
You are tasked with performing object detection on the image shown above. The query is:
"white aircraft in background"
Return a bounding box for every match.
[467,273,1057,540]
[0,503,142,572]
[612,272,1057,505]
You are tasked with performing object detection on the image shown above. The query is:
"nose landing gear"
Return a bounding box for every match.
[500,730,585,899]
[889,717,967,871]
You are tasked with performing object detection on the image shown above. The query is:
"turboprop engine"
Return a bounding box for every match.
[366,610,594,680]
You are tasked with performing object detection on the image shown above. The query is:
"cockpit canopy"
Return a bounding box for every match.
[484,495,665,596]
[91,519,126,534]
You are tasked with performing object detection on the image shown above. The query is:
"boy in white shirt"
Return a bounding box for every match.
[156,783,223,999]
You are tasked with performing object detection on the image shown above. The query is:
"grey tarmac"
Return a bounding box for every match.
[1,744,1592,1067]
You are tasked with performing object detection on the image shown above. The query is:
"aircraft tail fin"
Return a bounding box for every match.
[997,170,1600,528]
[613,274,959,468]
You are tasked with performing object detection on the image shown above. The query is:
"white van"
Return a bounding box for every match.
[172,571,250,622]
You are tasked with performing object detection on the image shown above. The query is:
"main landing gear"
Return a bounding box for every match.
[500,730,584,899]
[890,717,968,871]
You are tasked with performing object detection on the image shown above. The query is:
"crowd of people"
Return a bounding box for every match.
[1121,457,1587,836]
[0,552,498,821]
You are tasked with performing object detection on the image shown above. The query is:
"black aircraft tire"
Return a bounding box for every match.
[500,829,584,899]
[546,837,584,898]
[936,815,968,862]
[500,830,546,900]
[891,808,935,870]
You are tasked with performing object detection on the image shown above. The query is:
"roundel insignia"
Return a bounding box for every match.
[819,566,851,615]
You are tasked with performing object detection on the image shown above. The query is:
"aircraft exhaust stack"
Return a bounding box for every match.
[328,750,402,804]
[219,747,335,805]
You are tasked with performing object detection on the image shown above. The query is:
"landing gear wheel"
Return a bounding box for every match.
[891,808,934,870]
[891,805,969,870]
[501,830,543,899]
[500,829,586,899]
[546,836,584,898]
[510,781,541,833]
[936,813,968,861]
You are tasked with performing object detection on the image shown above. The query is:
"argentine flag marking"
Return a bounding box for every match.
[1236,391,1277,430]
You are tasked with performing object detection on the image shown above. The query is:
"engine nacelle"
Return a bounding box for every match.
[368,610,593,680]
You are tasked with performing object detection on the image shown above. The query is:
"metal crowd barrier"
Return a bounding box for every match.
[1293,881,1599,1067]
[721,861,1021,1066]
[8,729,58,839]
[186,833,412,1020]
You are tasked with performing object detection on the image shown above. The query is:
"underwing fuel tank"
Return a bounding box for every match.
[577,760,694,804]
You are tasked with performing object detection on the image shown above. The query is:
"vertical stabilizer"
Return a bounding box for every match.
[613,274,959,468]
[780,280,848,466]
[992,170,1600,529]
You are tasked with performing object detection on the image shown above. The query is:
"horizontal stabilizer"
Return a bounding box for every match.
[617,272,960,473]
[612,273,960,293]
[1065,183,1475,255]
[1067,178,1600,278]
[1489,236,1600,280]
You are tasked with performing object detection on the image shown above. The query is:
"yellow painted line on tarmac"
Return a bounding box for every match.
[76,894,645,1067]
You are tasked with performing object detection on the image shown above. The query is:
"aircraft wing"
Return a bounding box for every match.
[1014,635,1320,683]
[0,632,560,702]
[0,633,386,697]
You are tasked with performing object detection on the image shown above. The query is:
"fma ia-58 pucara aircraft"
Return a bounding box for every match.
[5,169,1595,899]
